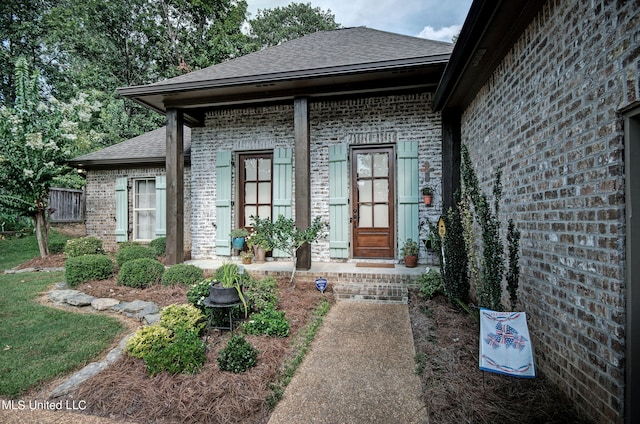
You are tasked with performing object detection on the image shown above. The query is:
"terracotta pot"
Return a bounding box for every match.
[404,255,418,268]
[254,246,267,263]
[423,195,433,206]
[241,256,252,264]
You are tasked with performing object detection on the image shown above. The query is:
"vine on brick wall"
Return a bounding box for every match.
[442,192,469,307]
[506,218,521,310]
[460,145,518,312]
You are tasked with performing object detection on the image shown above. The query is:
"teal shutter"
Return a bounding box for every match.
[155,175,166,238]
[329,144,349,258]
[115,177,128,242]
[215,151,232,256]
[272,147,292,257]
[397,141,419,253]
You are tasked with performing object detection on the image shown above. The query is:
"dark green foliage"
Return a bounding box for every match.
[117,258,164,288]
[115,245,156,267]
[217,335,259,373]
[443,201,469,305]
[244,275,279,312]
[149,236,166,256]
[244,308,290,337]
[65,254,114,287]
[161,264,204,286]
[418,269,444,299]
[48,239,66,254]
[64,236,104,257]
[461,145,505,311]
[507,219,521,310]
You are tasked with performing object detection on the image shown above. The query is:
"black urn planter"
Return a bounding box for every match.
[208,282,242,305]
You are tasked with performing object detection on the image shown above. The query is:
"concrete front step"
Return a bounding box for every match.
[333,283,408,304]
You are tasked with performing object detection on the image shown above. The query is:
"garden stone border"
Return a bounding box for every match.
[45,283,161,399]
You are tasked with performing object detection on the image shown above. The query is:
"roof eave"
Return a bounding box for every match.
[68,155,191,170]
[433,0,544,112]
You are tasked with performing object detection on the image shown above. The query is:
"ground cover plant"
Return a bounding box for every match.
[0,271,125,397]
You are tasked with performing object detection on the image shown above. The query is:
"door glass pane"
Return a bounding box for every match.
[258,182,271,203]
[358,180,372,203]
[359,204,372,227]
[357,154,372,177]
[257,205,271,219]
[258,158,271,180]
[244,206,257,226]
[373,179,388,202]
[373,153,388,177]
[245,182,257,203]
[374,204,389,227]
[245,159,257,180]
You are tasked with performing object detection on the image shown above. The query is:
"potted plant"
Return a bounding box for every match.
[240,250,253,264]
[230,228,249,250]
[422,185,434,206]
[248,215,274,263]
[401,238,419,268]
[208,262,248,316]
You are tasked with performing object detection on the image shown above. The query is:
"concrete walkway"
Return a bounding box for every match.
[268,301,426,424]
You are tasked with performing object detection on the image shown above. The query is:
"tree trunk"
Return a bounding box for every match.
[33,211,49,258]
[289,251,297,287]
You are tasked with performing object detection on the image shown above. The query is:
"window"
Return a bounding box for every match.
[239,153,273,226]
[133,179,156,240]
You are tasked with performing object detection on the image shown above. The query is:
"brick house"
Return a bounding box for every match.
[70,1,639,422]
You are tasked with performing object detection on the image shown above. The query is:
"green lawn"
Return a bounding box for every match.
[0,271,126,397]
[0,231,71,270]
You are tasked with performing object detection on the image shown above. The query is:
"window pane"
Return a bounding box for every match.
[258,182,271,203]
[358,180,372,203]
[136,210,155,240]
[373,179,388,202]
[245,159,257,180]
[245,182,257,203]
[258,158,271,181]
[373,153,388,177]
[359,204,372,227]
[374,204,389,228]
[135,180,156,208]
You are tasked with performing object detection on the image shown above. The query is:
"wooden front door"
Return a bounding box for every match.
[351,146,395,258]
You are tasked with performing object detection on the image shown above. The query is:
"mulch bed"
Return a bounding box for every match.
[15,255,591,423]
[409,291,591,424]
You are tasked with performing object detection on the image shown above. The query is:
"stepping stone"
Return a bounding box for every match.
[48,289,94,306]
[112,300,159,318]
[65,292,95,306]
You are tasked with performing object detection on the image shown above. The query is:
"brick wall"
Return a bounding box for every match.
[461,1,639,422]
[190,92,442,261]
[85,167,192,253]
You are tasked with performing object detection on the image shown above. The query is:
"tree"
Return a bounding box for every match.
[248,2,340,50]
[0,57,99,257]
[271,215,325,286]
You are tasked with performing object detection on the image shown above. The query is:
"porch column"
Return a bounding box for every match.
[442,110,461,210]
[294,97,311,270]
[165,108,184,265]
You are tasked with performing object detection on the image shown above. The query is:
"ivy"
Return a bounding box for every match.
[506,219,521,310]
[442,193,469,306]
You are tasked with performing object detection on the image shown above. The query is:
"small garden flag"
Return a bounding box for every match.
[479,308,536,378]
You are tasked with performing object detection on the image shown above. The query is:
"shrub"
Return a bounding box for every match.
[125,308,206,376]
[143,327,206,376]
[64,236,104,257]
[217,335,258,373]
[117,258,164,288]
[244,308,290,337]
[186,278,214,313]
[117,241,141,250]
[115,245,156,267]
[149,237,166,256]
[65,254,114,287]
[417,269,444,299]
[49,239,66,254]
[126,325,172,359]
[161,264,204,286]
[159,304,205,334]
[244,276,279,312]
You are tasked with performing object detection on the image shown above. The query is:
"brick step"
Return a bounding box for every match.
[333,282,408,304]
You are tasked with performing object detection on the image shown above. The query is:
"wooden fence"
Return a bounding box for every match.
[49,188,85,222]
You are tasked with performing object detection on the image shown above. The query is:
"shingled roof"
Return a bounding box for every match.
[69,126,191,169]
[118,27,453,125]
